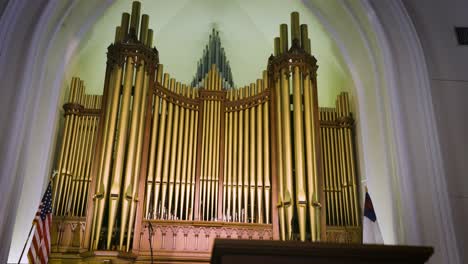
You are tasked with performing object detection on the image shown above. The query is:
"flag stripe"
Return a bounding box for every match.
[27,182,53,264]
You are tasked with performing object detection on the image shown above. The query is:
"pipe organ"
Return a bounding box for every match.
[49,2,361,263]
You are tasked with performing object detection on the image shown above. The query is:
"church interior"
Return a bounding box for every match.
[1,0,467,263]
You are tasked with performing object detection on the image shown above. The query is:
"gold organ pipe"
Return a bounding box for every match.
[145,65,163,218]
[81,97,99,216]
[92,11,129,246]
[71,95,90,216]
[275,76,286,240]
[129,1,141,35]
[243,86,250,222]
[160,78,176,219]
[199,78,209,221]
[256,79,264,224]
[189,89,199,220]
[249,83,256,223]
[52,78,73,211]
[291,12,300,44]
[168,82,181,217]
[345,93,360,226]
[60,82,84,215]
[174,84,186,219]
[304,73,320,240]
[179,86,190,219]
[233,89,241,221]
[185,88,195,220]
[120,13,130,41]
[92,63,123,249]
[153,73,170,218]
[280,67,294,239]
[225,90,233,220]
[263,71,271,225]
[223,90,229,220]
[107,55,135,249]
[292,66,307,241]
[139,14,149,45]
[213,72,221,220]
[207,72,214,221]
[280,24,288,54]
[331,109,343,226]
[119,57,145,250]
[338,96,350,226]
[274,37,280,56]
[53,77,75,212]
[126,63,150,251]
[300,24,308,51]
[147,29,153,47]
[326,110,336,226]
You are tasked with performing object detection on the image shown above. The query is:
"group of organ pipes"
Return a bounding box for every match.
[49,2,362,262]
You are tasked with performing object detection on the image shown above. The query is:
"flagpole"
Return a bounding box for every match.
[17,223,35,264]
[18,171,58,264]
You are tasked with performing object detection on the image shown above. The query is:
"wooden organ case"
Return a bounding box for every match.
[50,2,362,263]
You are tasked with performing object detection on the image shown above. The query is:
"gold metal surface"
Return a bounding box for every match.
[256,80,264,224]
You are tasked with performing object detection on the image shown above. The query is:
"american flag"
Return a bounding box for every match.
[27,182,53,264]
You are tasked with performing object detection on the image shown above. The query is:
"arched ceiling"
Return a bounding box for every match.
[71,0,352,106]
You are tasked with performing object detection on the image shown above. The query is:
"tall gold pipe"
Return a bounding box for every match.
[280,24,288,54]
[145,65,163,218]
[54,77,78,211]
[250,83,256,223]
[139,14,149,45]
[120,13,130,41]
[179,86,190,219]
[274,37,280,56]
[119,58,146,250]
[78,96,95,215]
[256,80,264,224]
[292,66,307,241]
[168,82,181,217]
[185,88,195,220]
[338,96,350,226]
[291,12,300,46]
[300,24,308,50]
[129,1,141,36]
[160,78,176,219]
[106,56,135,249]
[223,90,230,220]
[174,84,186,219]
[345,94,359,226]
[263,71,271,225]
[232,89,240,221]
[331,110,342,226]
[303,72,318,240]
[199,85,209,221]
[275,76,286,240]
[60,82,83,215]
[52,78,73,211]
[325,110,336,226]
[189,89,199,220]
[280,67,294,239]
[54,77,76,212]
[71,96,90,215]
[243,86,250,222]
[126,67,150,250]
[213,78,220,220]
[81,97,99,216]
[153,73,170,218]
[92,64,123,249]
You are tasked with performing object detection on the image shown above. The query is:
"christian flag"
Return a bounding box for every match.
[363,189,383,244]
[27,182,53,264]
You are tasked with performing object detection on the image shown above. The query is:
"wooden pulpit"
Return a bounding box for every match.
[211,239,433,264]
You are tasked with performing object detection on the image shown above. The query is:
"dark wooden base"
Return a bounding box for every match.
[211,239,433,264]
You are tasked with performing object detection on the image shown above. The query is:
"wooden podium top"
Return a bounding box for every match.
[211,239,433,264]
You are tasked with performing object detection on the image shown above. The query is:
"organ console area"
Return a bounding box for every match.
[49,2,361,263]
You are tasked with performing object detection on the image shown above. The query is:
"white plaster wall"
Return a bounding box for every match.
[403,1,468,262]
